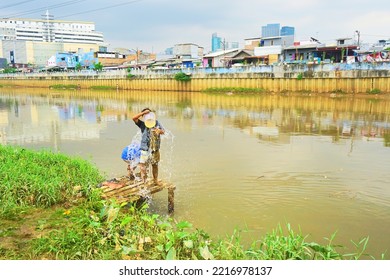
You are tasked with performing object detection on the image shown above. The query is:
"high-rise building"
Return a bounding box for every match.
[0,11,104,44]
[281,26,295,36]
[0,11,105,67]
[165,47,173,55]
[229,42,239,49]
[261,23,280,37]
[211,33,222,52]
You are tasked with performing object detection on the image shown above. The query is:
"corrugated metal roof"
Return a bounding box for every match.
[284,44,321,50]
[204,48,240,58]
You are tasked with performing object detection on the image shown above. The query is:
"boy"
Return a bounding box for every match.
[132,108,165,184]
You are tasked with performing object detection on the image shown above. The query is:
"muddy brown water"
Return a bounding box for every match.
[1,89,390,259]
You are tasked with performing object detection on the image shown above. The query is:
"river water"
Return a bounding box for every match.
[1,88,390,259]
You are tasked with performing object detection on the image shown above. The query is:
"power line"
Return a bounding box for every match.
[0,0,38,10]
[1,0,86,18]
[361,33,390,38]
[57,0,143,19]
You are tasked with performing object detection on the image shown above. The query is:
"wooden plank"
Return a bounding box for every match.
[99,176,175,204]
[102,181,143,196]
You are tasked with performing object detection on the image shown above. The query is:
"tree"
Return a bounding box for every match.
[75,63,82,71]
[93,62,103,71]
[341,48,345,62]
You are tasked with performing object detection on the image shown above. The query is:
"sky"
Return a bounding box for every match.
[1,0,390,53]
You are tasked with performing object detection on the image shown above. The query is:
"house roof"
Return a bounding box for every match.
[317,45,358,51]
[231,50,254,57]
[244,37,262,41]
[204,48,240,58]
[284,44,322,50]
[336,37,352,41]
[262,36,282,40]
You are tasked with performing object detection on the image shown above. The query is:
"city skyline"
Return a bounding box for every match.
[1,0,389,53]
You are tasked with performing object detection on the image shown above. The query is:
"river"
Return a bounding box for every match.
[1,88,390,259]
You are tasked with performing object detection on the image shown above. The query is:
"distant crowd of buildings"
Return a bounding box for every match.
[0,12,389,72]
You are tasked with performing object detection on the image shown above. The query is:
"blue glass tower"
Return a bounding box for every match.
[261,23,280,37]
[281,26,295,36]
[212,33,222,52]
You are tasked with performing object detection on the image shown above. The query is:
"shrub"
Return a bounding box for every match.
[174,72,191,82]
[367,88,381,94]
[126,68,135,79]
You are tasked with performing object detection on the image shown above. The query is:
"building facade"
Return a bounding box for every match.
[0,40,101,67]
[0,11,105,67]
[244,37,261,50]
[0,11,104,44]
[173,43,203,59]
[280,26,295,36]
[261,23,280,37]
[211,33,222,52]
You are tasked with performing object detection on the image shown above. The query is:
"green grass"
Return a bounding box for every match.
[367,88,381,94]
[0,145,104,218]
[203,87,266,94]
[0,144,382,260]
[49,84,80,90]
[89,85,117,90]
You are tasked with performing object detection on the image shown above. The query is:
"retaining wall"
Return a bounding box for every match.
[1,71,390,94]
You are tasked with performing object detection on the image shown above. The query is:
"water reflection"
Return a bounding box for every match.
[1,88,390,258]
[1,89,389,148]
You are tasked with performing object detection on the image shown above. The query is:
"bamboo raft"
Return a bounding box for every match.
[98,176,175,213]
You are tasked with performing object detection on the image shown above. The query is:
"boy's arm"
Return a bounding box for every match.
[132,109,150,123]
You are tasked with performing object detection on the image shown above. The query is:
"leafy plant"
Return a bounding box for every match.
[2,68,17,74]
[296,73,303,80]
[127,67,135,79]
[174,72,191,82]
[75,63,82,71]
[367,88,381,94]
[93,62,103,72]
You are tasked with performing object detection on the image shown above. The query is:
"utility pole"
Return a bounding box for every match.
[355,30,360,49]
[222,38,227,67]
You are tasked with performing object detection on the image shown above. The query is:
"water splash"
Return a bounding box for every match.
[138,185,152,203]
[160,128,175,182]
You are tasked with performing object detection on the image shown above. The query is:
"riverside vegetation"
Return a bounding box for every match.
[0,145,380,260]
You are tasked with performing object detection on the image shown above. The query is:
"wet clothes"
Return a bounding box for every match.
[135,119,164,152]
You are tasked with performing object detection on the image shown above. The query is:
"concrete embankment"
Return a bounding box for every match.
[0,69,389,94]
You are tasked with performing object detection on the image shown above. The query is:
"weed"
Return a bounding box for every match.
[49,84,79,90]
[0,144,104,218]
[367,88,381,94]
[203,87,266,94]
[90,86,117,90]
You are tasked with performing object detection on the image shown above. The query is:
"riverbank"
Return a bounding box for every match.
[0,145,378,260]
[1,66,390,94]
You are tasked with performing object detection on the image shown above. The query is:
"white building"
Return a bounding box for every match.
[173,43,204,59]
[0,11,106,67]
[0,11,104,44]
